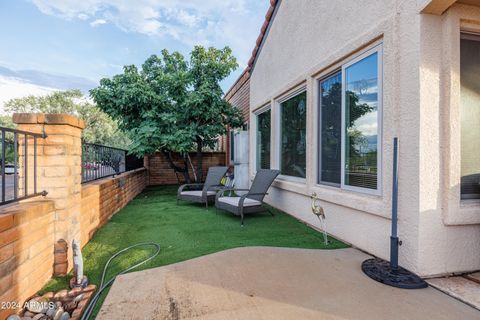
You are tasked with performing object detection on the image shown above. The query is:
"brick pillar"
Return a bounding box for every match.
[13,113,85,274]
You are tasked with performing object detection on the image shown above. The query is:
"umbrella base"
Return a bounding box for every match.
[362,258,428,289]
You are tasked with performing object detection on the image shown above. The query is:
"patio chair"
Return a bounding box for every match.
[215,169,280,225]
[177,166,228,208]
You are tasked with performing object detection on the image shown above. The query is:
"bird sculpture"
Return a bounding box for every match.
[311,192,325,219]
[311,192,328,245]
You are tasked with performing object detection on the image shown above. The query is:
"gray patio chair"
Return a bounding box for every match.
[215,169,280,225]
[177,166,228,208]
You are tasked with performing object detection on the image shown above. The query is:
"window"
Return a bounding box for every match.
[256,109,271,170]
[460,33,480,200]
[317,46,382,193]
[344,52,380,190]
[280,91,307,178]
[319,72,342,185]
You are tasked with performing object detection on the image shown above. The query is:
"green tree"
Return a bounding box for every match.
[3,90,130,148]
[90,46,244,182]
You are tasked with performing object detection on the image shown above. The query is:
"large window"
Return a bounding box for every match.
[256,109,271,170]
[344,52,380,190]
[318,46,382,193]
[280,91,307,178]
[460,33,480,199]
[319,72,342,185]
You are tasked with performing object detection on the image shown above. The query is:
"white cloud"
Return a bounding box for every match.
[90,19,107,27]
[30,0,269,68]
[78,13,89,20]
[0,76,56,114]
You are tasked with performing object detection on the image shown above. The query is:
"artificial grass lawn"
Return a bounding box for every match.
[40,185,348,317]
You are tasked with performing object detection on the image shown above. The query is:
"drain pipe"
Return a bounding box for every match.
[81,242,161,320]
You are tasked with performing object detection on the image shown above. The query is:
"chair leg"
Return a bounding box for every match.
[268,209,274,217]
[240,212,244,226]
[205,201,208,210]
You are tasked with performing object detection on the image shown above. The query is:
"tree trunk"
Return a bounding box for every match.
[162,150,190,184]
[196,136,203,182]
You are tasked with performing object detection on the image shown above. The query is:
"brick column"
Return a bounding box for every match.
[13,113,85,273]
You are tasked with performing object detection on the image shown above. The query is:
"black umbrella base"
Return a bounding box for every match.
[362,258,428,289]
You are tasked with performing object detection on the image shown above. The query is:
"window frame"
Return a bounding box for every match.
[276,86,308,183]
[254,104,272,171]
[459,32,480,200]
[316,44,383,195]
[317,69,342,188]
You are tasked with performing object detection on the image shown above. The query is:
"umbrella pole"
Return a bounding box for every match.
[361,137,427,289]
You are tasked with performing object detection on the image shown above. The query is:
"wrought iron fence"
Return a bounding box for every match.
[0,126,47,205]
[82,143,144,183]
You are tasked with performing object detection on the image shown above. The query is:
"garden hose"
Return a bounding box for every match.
[81,242,161,320]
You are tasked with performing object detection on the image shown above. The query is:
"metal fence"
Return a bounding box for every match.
[82,142,144,183]
[0,126,47,205]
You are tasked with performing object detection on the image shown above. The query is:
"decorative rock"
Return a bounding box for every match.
[54,290,68,300]
[83,284,96,292]
[23,311,35,317]
[73,293,84,303]
[67,288,82,297]
[31,314,45,320]
[21,317,32,320]
[42,292,54,299]
[59,312,71,320]
[55,301,62,308]
[64,301,77,314]
[26,297,49,314]
[45,304,57,317]
[6,315,21,320]
[53,307,65,320]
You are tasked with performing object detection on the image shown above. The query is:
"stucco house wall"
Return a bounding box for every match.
[249,0,480,277]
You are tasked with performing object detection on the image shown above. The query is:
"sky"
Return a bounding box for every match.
[0,0,270,108]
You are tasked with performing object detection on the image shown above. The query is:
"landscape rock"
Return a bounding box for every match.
[54,290,68,300]
[42,292,54,299]
[26,297,49,314]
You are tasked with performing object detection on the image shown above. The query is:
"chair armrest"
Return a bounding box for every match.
[238,193,268,208]
[178,183,204,196]
[215,188,247,201]
[206,184,224,190]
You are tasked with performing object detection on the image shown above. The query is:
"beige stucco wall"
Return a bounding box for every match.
[250,0,480,276]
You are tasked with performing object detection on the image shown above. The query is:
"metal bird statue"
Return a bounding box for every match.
[311,192,328,245]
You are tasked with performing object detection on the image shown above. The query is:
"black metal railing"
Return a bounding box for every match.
[0,126,47,205]
[82,143,126,183]
[81,142,144,183]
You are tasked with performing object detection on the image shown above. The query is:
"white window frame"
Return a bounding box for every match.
[316,44,383,195]
[254,104,272,171]
[317,69,342,188]
[275,86,308,183]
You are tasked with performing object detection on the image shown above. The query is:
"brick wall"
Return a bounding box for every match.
[0,200,56,319]
[225,70,250,123]
[146,152,226,185]
[80,168,147,245]
[0,169,147,319]
[0,113,149,319]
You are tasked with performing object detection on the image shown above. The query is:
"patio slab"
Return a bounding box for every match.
[98,247,479,320]
[427,276,480,310]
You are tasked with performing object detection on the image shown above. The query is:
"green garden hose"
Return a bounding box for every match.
[81,242,161,320]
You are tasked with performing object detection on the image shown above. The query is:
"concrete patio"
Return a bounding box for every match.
[98,247,479,320]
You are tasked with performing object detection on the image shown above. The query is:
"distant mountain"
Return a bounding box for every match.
[0,66,97,93]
